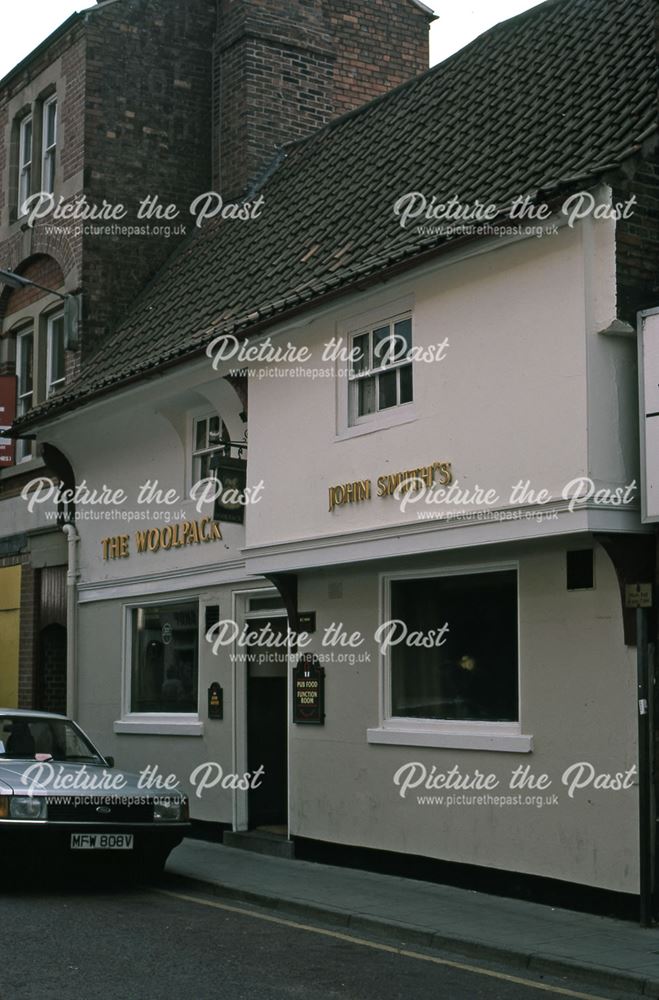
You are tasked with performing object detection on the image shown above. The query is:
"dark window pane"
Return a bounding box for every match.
[390,571,518,722]
[378,369,397,409]
[46,101,57,146]
[566,550,594,590]
[195,419,206,451]
[131,602,198,713]
[393,318,412,361]
[357,376,376,416]
[43,151,55,194]
[399,364,413,404]
[18,334,33,395]
[0,716,100,762]
[49,315,65,388]
[249,595,287,612]
[208,416,220,444]
[373,325,392,366]
[352,333,370,374]
[22,119,32,161]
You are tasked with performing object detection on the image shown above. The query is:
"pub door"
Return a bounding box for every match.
[246,616,288,831]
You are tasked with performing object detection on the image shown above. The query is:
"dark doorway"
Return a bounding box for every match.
[38,623,67,714]
[247,617,288,830]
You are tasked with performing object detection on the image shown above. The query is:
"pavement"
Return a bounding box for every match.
[166,838,659,998]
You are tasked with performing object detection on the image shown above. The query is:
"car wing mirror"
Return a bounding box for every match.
[105,756,115,768]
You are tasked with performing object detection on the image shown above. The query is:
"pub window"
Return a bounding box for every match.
[41,96,57,194]
[15,327,34,462]
[192,413,229,483]
[566,549,594,590]
[348,314,413,424]
[18,115,33,216]
[130,601,199,714]
[46,311,65,396]
[388,569,518,723]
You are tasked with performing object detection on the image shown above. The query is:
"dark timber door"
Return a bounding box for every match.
[247,617,288,829]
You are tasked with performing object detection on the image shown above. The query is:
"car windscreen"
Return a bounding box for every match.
[0,717,103,763]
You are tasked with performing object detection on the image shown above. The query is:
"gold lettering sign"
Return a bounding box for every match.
[101,518,223,560]
[328,462,452,512]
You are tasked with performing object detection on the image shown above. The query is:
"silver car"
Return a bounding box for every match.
[0,709,189,875]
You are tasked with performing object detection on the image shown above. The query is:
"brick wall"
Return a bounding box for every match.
[1,0,431,363]
[0,26,85,413]
[82,0,216,356]
[38,623,67,714]
[0,29,86,284]
[60,36,86,184]
[2,256,65,316]
[0,104,7,239]
[325,0,430,116]
[614,152,659,324]
[214,0,431,199]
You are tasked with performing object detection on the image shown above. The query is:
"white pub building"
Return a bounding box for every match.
[13,0,659,908]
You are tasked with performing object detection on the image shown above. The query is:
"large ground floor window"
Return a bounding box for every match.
[130,600,199,713]
[388,568,518,723]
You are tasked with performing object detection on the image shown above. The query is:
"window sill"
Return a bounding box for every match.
[336,407,417,442]
[367,727,533,753]
[114,717,204,737]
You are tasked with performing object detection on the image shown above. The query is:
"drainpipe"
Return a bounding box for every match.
[62,522,79,719]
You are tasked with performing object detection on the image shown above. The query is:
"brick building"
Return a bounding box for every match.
[0,0,434,710]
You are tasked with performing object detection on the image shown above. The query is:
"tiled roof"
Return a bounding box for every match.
[22,0,658,425]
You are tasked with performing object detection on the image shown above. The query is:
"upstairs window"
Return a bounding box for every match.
[16,327,34,462]
[18,116,33,216]
[46,311,65,396]
[41,97,57,194]
[192,414,230,483]
[348,314,413,424]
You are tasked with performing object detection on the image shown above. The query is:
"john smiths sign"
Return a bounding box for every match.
[328,460,452,512]
[293,654,325,725]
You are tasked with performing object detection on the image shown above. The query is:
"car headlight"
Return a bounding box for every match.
[9,796,47,820]
[153,797,188,822]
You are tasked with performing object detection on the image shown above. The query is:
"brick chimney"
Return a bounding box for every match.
[214,0,433,199]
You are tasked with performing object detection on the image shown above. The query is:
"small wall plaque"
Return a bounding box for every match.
[625,583,653,609]
[208,682,224,719]
[293,654,325,725]
[298,611,316,633]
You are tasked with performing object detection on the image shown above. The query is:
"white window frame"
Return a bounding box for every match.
[348,311,414,426]
[46,310,65,397]
[41,96,57,195]
[366,562,533,753]
[15,327,34,463]
[114,597,204,736]
[18,114,33,216]
[335,295,417,441]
